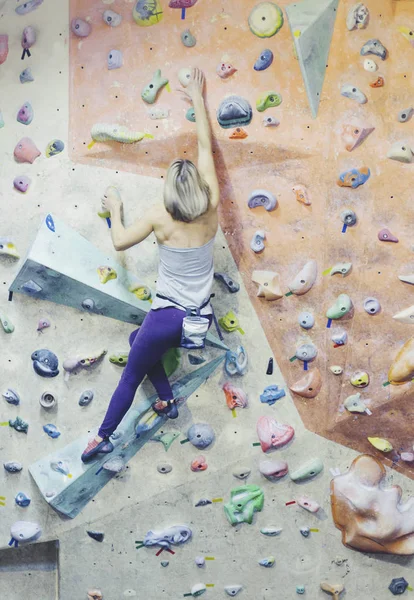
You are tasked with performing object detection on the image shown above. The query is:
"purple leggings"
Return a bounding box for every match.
[98,307,210,439]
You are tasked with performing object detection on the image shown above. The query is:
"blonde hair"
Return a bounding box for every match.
[164,159,211,223]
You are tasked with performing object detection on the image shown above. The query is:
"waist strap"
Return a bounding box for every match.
[155,293,215,314]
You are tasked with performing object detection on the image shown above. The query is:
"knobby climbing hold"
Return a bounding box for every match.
[290,458,323,482]
[344,392,367,414]
[178,67,192,87]
[10,521,41,545]
[87,590,103,600]
[298,312,314,329]
[14,138,41,163]
[217,62,237,78]
[326,294,353,319]
[360,39,387,60]
[256,415,294,452]
[288,260,317,295]
[248,189,277,211]
[43,424,60,438]
[260,384,285,405]
[31,349,59,378]
[370,76,384,88]
[187,423,215,449]
[185,107,196,122]
[157,463,172,474]
[195,498,211,507]
[17,102,33,125]
[295,343,317,362]
[259,459,288,479]
[144,525,192,548]
[16,0,44,15]
[21,26,36,55]
[263,116,280,127]
[4,462,23,473]
[290,368,322,399]
[14,176,31,193]
[148,106,170,120]
[103,10,122,27]
[0,314,14,333]
[330,365,343,375]
[133,0,163,26]
[219,310,244,334]
[398,107,413,123]
[398,26,414,47]
[229,127,247,139]
[256,91,282,112]
[108,49,123,70]
[151,430,180,451]
[224,585,243,597]
[387,141,414,164]
[141,70,169,104]
[349,371,369,388]
[224,485,264,525]
[340,209,357,226]
[363,58,377,72]
[346,3,369,30]
[191,455,207,472]
[296,496,320,513]
[296,586,306,595]
[20,67,34,83]
[129,284,152,301]
[341,123,374,152]
[214,272,240,293]
[91,124,153,144]
[39,391,56,409]
[292,184,311,205]
[250,230,266,253]
[331,263,352,276]
[181,29,196,47]
[300,527,310,538]
[2,388,20,405]
[367,437,393,452]
[401,452,414,462]
[79,390,94,406]
[389,578,409,596]
[340,84,367,104]
[46,139,64,158]
[388,337,414,385]
[260,527,282,536]
[195,556,205,567]
[248,2,283,38]
[378,228,399,242]
[332,330,347,346]
[217,95,253,129]
[252,270,283,300]
[71,18,91,37]
[254,49,273,70]
[363,298,380,315]
[223,382,248,409]
[63,349,107,373]
[9,417,29,433]
[225,346,248,376]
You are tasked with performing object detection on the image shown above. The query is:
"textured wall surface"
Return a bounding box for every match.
[1,0,414,599]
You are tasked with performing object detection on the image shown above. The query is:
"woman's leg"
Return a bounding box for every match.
[129,328,173,402]
[97,307,184,439]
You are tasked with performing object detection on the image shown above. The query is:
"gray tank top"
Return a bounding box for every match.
[151,237,215,315]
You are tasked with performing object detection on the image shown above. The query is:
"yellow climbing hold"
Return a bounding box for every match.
[129,284,152,301]
[133,0,163,27]
[218,310,245,334]
[367,437,393,452]
[97,266,117,284]
[398,26,414,45]
[91,123,153,144]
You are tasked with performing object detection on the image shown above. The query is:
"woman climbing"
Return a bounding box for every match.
[82,68,219,462]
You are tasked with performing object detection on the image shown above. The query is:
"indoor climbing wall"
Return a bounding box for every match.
[1,0,414,599]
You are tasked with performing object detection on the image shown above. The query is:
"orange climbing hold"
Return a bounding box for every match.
[229,127,248,139]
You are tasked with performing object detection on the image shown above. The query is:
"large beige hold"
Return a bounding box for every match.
[388,337,414,385]
[331,454,414,554]
[252,270,283,300]
[290,368,322,398]
[288,260,317,295]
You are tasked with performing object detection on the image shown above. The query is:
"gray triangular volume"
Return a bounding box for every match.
[9,214,228,350]
[29,354,226,519]
[286,0,339,118]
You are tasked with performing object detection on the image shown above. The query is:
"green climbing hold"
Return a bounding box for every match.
[151,430,180,451]
[326,294,353,319]
[141,69,169,104]
[186,107,196,122]
[9,416,29,433]
[248,2,284,38]
[218,310,245,334]
[224,485,264,525]
[109,353,129,366]
[161,347,180,377]
[256,91,282,112]
[0,313,14,333]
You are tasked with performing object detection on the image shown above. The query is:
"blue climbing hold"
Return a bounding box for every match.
[260,384,286,405]
[254,49,273,71]
[46,214,55,232]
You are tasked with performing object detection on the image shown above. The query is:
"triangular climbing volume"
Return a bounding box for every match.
[286,0,339,118]
[9,214,227,350]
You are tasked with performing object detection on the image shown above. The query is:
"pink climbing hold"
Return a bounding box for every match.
[71,18,91,38]
[256,415,295,453]
[191,455,207,472]
[216,62,237,79]
[169,0,198,7]
[378,228,399,243]
[14,138,41,164]
[0,34,9,65]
